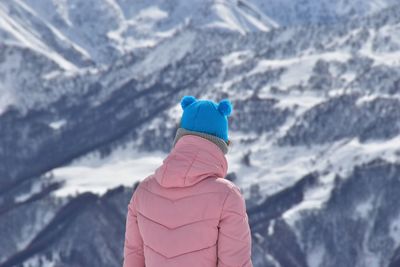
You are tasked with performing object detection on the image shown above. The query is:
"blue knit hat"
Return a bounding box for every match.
[179,96,233,142]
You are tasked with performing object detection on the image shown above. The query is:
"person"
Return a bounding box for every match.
[123,96,253,267]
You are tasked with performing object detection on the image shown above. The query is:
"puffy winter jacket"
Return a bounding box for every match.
[123,134,253,267]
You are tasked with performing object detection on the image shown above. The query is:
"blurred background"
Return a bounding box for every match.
[1,0,400,266]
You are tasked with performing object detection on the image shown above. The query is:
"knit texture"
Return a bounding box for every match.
[173,127,228,155]
[180,96,232,142]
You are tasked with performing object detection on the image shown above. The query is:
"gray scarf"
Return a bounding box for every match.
[172,128,229,155]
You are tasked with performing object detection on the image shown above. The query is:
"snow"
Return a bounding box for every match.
[0,3,79,72]
[362,253,381,267]
[50,143,166,197]
[268,220,275,236]
[221,50,253,68]
[49,119,67,130]
[42,70,62,80]
[211,3,247,34]
[23,254,58,267]
[247,51,350,89]
[218,50,350,101]
[14,182,42,203]
[359,28,400,66]
[328,136,400,177]
[307,245,325,267]
[249,58,300,74]
[204,0,276,34]
[107,5,171,52]
[271,91,325,111]
[253,232,265,243]
[130,30,196,78]
[236,8,270,32]
[237,0,279,28]
[136,5,168,20]
[283,173,335,222]
[227,130,316,197]
[389,213,400,247]
[228,124,400,205]
[15,0,91,59]
[255,134,400,240]
[354,93,399,106]
[53,0,72,27]
[0,89,15,115]
[1,0,278,67]
[353,197,374,219]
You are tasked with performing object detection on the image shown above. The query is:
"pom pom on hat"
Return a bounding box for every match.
[181,96,197,109]
[217,99,232,116]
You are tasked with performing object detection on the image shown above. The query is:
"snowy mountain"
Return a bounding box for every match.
[1,0,400,266]
[0,0,280,113]
[251,0,400,25]
[0,0,277,66]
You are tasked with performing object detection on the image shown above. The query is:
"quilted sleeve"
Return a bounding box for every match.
[123,189,145,267]
[217,185,253,267]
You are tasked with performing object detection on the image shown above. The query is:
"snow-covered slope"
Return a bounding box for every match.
[1,1,400,267]
[0,0,279,113]
[252,0,400,25]
[0,0,277,66]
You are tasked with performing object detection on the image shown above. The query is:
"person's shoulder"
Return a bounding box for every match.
[142,174,154,183]
[208,177,242,195]
[134,174,155,191]
[212,178,246,212]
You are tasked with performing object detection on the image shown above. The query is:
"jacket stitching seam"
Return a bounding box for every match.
[218,230,250,244]
[137,211,219,230]
[223,209,246,218]
[218,186,234,223]
[183,150,200,186]
[218,257,251,267]
[143,242,217,260]
[139,186,224,202]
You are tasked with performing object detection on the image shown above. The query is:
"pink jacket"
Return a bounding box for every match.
[123,135,253,267]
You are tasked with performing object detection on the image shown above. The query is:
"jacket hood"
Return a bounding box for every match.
[154,135,228,188]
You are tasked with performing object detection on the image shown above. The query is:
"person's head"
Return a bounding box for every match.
[173,95,233,154]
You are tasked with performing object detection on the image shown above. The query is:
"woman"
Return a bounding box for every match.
[123,96,253,267]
